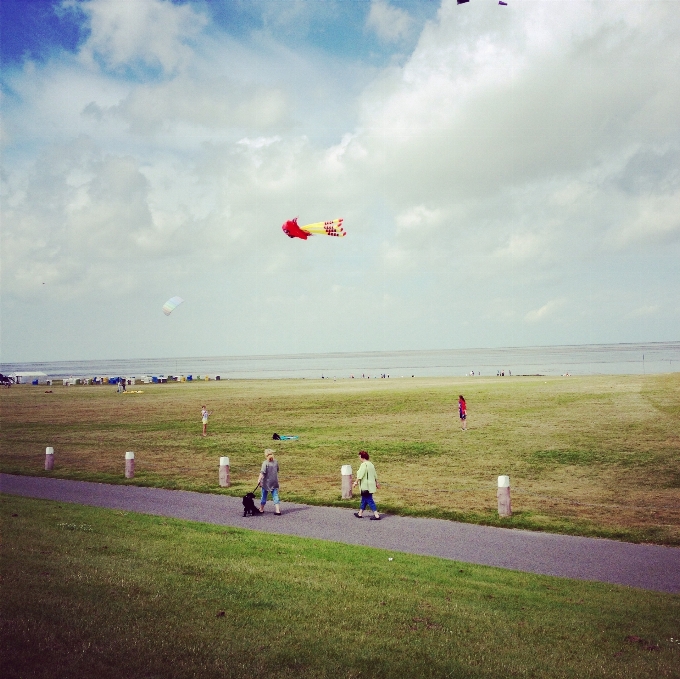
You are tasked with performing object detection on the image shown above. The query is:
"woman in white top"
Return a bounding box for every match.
[352,450,380,520]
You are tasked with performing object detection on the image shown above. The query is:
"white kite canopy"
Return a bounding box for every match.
[162,296,184,316]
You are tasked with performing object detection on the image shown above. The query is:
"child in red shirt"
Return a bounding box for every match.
[459,395,467,431]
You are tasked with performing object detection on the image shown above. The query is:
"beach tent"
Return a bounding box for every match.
[13,372,48,384]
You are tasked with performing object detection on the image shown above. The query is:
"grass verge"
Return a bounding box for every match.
[2,495,679,679]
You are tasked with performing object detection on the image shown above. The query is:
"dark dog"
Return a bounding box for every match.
[242,492,261,517]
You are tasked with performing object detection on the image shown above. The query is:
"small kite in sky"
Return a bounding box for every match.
[162,296,184,316]
[458,0,507,4]
[282,217,346,240]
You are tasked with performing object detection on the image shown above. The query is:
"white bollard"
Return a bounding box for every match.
[341,465,353,499]
[497,475,511,517]
[219,456,230,487]
[45,447,54,471]
[125,451,135,479]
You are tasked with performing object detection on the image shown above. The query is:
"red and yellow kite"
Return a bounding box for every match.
[282,217,345,240]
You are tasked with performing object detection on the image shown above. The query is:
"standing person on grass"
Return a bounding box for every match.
[201,405,211,437]
[353,451,380,520]
[259,449,281,515]
[458,395,467,431]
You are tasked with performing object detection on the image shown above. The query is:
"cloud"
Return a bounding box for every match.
[627,304,661,319]
[354,0,680,205]
[74,0,207,74]
[2,136,164,299]
[605,192,680,249]
[90,75,291,134]
[366,0,415,43]
[2,0,679,360]
[396,205,443,232]
[525,299,566,323]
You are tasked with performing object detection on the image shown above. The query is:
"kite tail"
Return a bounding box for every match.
[301,218,346,237]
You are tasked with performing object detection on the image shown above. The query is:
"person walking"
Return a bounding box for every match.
[353,450,380,520]
[458,395,467,431]
[258,449,281,515]
[201,405,211,437]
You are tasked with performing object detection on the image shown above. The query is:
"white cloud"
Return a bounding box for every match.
[627,304,661,319]
[525,299,566,323]
[100,76,291,134]
[74,0,207,74]
[492,232,543,262]
[606,193,680,249]
[361,1,675,182]
[395,205,443,232]
[366,0,415,43]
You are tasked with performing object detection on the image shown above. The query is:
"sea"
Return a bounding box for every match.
[2,341,679,381]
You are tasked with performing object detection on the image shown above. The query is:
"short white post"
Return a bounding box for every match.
[125,451,135,479]
[341,465,353,499]
[219,456,230,487]
[45,447,54,471]
[497,475,511,517]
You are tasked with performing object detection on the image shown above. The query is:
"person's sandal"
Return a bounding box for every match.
[370,516,381,521]
[354,512,363,518]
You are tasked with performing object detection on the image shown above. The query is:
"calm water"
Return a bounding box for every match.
[3,342,678,380]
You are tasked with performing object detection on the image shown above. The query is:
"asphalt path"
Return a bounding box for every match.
[2,474,678,594]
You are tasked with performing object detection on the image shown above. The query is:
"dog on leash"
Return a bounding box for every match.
[242,492,261,517]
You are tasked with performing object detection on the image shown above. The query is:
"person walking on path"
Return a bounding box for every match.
[201,405,211,437]
[353,450,380,520]
[458,395,467,431]
[258,449,281,515]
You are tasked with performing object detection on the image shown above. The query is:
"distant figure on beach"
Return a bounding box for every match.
[258,449,281,515]
[353,451,380,520]
[201,405,210,437]
[458,395,467,431]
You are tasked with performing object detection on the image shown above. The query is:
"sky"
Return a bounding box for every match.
[1,0,679,363]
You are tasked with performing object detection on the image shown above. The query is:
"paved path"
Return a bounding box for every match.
[2,474,678,594]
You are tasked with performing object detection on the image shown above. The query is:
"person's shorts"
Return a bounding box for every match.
[202,418,208,424]
[261,488,280,505]
[459,413,466,420]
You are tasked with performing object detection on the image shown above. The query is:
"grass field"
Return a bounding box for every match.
[1,373,678,544]
[2,496,679,679]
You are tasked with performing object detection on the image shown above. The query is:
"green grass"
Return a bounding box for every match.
[2,495,679,679]
[1,373,678,543]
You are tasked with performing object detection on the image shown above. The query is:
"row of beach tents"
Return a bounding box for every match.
[11,373,222,386]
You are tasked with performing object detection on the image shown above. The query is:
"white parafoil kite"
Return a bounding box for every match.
[162,296,184,316]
